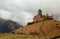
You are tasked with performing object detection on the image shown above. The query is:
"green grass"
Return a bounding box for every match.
[0,33,48,39]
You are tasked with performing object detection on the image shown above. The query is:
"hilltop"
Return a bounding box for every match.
[12,9,60,38]
[13,20,60,38]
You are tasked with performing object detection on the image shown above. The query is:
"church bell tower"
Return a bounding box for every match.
[38,9,42,17]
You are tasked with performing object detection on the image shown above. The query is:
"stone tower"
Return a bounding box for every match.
[33,9,43,23]
[38,9,42,17]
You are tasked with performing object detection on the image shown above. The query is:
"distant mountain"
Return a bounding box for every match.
[13,20,60,38]
[0,18,22,33]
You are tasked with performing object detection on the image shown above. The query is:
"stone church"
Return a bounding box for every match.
[27,9,53,25]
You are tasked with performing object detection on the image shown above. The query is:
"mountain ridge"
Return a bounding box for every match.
[0,18,22,33]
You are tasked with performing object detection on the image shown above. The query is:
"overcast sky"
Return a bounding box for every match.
[0,0,60,25]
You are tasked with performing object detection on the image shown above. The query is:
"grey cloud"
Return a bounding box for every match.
[0,0,60,25]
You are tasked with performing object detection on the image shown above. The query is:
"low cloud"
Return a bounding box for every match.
[0,0,60,25]
[0,9,11,19]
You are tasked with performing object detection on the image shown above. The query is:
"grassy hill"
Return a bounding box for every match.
[13,20,60,38]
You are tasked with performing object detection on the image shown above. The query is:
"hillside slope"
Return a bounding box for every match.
[13,20,60,38]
